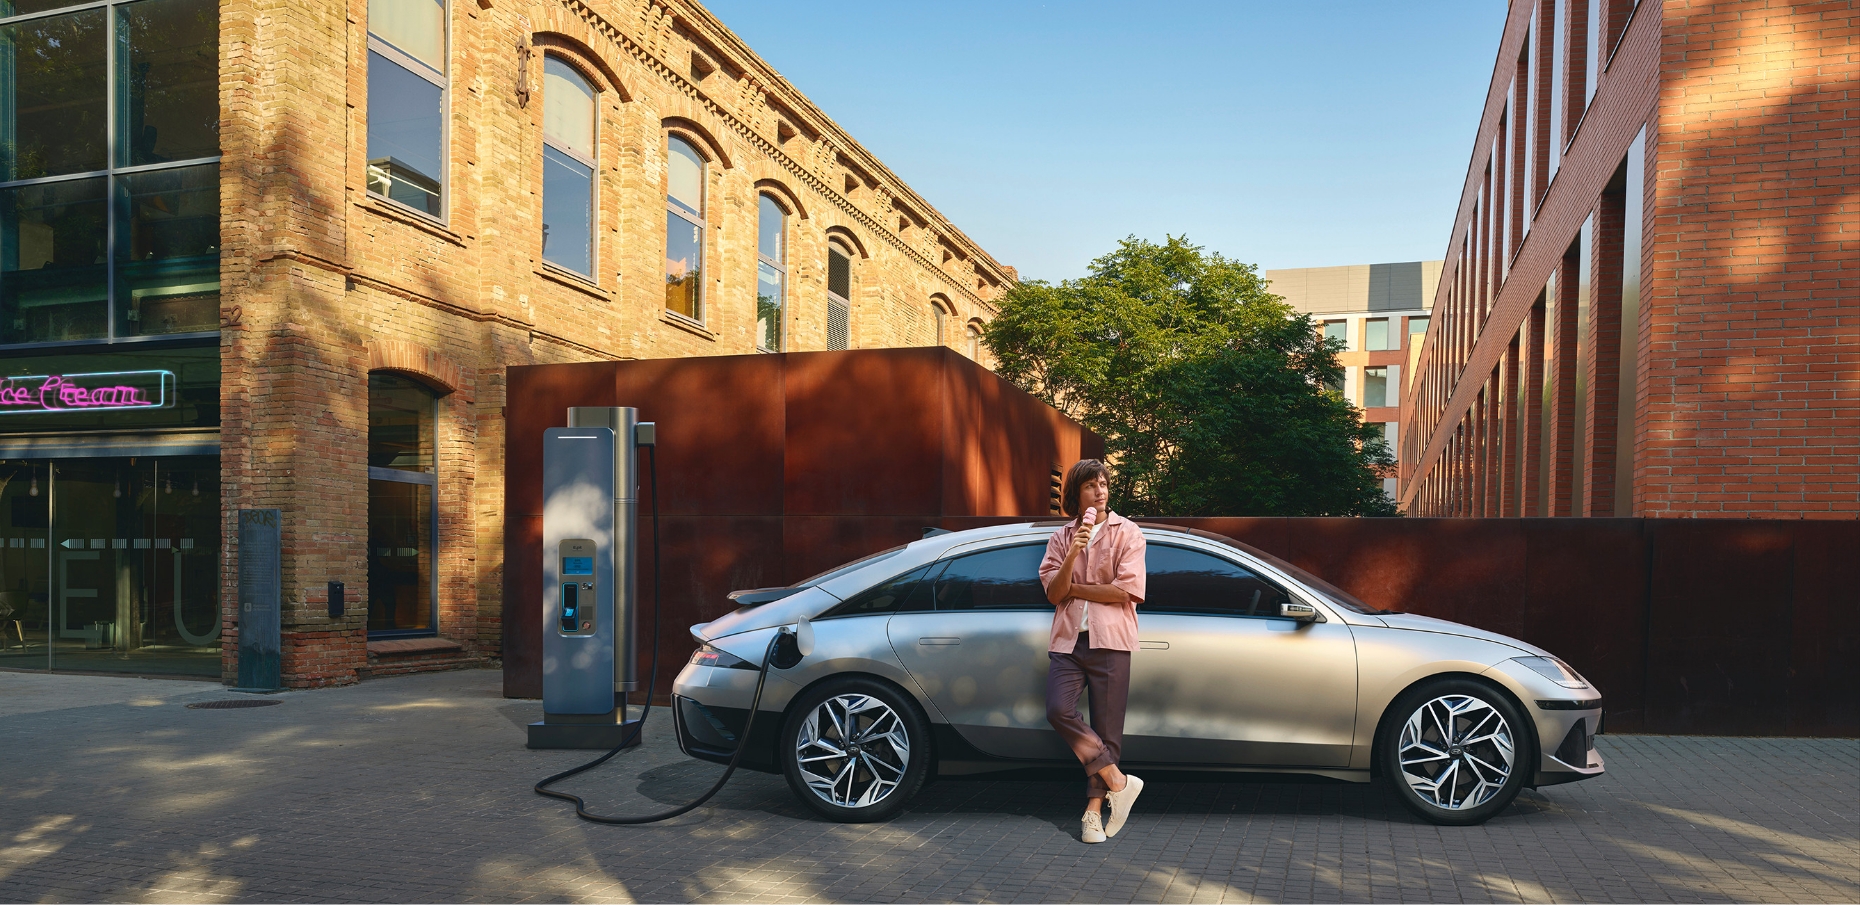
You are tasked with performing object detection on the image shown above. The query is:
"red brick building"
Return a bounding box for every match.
[1401,0,1857,517]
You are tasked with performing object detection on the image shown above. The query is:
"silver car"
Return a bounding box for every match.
[672,522,1605,826]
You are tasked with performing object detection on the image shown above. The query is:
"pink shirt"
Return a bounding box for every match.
[1038,512,1147,653]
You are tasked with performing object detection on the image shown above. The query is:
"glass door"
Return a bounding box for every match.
[0,455,220,675]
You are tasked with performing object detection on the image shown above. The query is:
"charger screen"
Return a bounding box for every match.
[562,556,594,576]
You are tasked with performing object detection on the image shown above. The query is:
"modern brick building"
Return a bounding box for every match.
[0,0,1015,684]
[1266,261,1442,501]
[1400,0,1857,518]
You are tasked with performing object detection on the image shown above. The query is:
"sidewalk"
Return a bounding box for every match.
[0,668,1854,903]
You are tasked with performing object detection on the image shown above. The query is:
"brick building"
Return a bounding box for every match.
[1266,261,1441,500]
[1400,0,1857,518]
[0,0,1014,684]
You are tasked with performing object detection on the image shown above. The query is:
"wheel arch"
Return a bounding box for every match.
[1368,671,1538,779]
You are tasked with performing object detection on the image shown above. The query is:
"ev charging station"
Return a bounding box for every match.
[527,407,655,749]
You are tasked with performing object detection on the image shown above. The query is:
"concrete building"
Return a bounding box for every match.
[1266,261,1442,500]
[1401,0,1857,518]
[0,0,1013,685]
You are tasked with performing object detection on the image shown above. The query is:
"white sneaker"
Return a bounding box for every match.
[1081,809,1106,843]
[1103,774,1144,837]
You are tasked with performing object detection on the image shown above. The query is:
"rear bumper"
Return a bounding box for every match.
[671,693,782,774]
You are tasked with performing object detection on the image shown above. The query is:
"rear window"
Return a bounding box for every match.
[790,545,906,590]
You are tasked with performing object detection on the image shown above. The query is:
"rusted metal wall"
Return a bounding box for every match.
[502,351,1854,737]
[501,348,1102,699]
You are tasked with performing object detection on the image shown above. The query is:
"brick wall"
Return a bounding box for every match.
[1401,0,1856,519]
[216,0,1014,686]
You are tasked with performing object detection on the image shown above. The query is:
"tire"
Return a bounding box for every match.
[1378,677,1532,826]
[779,676,932,823]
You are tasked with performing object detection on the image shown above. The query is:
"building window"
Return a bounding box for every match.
[1408,315,1430,338]
[1322,319,1349,350]
[966,324,981,359]
[826,240,851,351]
[540,57,595,278]
[756,194,785,351]
[0,0,220,347]
[366,0,448,218]
[664,136,705,321]
[1364,366,1389,408]
[1366,318,1391,351]
[368,373,438,637]
[932,300,947,346]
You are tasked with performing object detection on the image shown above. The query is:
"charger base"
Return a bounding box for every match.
[527,718,643,750]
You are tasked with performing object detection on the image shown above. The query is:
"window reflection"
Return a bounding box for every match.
[540,58,595,277]
[756,194,784,351]
[0,9,109,181]
[0,178,110,344]
[664,137,705,320]
[119,0,219,166]
[116,164,219,337]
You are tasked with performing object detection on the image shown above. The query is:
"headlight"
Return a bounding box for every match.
[689,643,758,670]
[1516,656,1591,690]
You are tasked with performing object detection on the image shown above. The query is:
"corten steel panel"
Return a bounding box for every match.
[1644,520,1795,735]
[783,349,946,516]
[611,355,786,517]
[502,515,544,698]
[1518,518,1649,731]
[1785,522,1860,736]
[504,349,1098,700]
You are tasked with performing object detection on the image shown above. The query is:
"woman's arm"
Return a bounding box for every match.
[1044,527,1092,606]
[1067,582,1131,604]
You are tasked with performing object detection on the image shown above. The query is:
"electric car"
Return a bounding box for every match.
[672,522,1605,825]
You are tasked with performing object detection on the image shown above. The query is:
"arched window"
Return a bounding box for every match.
[826,239,852,351]
[931,300,948,346]
[541,57,596,277]
[366,0,449,217]
[756,194,785,351]
[966,324,981,359]
[368,373,438,637]
[664,135,705,321]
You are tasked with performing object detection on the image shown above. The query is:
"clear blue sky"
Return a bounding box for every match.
[702,0,1509,283]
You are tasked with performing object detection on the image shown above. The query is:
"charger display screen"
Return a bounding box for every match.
[562,556,594,576]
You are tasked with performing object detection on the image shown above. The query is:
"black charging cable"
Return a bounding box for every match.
[533,444,786,824]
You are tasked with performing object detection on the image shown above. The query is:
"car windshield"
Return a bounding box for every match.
[1157,526,1397,615]
[790,545,906,589]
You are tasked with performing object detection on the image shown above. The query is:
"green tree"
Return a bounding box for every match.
[984,236,1396,517]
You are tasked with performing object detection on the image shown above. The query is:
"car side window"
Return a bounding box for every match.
[1144,544,1291,618]
[932,544,1051,611]
[818,564,932,619]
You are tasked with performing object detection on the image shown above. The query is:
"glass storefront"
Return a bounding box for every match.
[0,455,220,675]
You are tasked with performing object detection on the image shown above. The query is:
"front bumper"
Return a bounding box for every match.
[1480,659,1607,788]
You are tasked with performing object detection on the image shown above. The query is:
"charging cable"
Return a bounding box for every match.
[533,444,787,824]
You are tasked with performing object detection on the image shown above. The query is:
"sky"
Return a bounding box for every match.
[701,0,1510,283]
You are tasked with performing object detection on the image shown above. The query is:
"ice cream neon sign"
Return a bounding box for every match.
[0,370,176,414]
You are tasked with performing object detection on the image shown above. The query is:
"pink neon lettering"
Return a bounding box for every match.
[0,374,157,412]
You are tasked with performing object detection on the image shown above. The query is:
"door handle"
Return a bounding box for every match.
[1139,640,1169,650]
[917,637,960,646]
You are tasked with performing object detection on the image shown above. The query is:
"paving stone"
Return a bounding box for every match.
[1,669,1854,903]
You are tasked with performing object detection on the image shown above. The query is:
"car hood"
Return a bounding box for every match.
[1373,613,1549,656]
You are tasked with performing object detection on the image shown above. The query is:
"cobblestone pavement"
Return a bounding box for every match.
[0,669,1854,904]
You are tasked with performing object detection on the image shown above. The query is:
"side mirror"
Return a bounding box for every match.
[1281,601,1324,624]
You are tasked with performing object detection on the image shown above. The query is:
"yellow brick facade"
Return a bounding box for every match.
[215,0,1011,685]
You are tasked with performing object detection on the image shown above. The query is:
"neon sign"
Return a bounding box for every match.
[0,370,177,414]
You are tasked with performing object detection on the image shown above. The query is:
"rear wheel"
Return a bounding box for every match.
[780,676,931,822]
[1379,678,1531,826]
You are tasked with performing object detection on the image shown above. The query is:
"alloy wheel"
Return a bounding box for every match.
[794,693,911,808]
[1396,693,1515,811]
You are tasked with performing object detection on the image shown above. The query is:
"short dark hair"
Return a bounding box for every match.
[1060,459,1109,517]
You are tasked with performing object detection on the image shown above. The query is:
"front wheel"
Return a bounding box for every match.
[1379,678,1532,826]
[779,676,932,822]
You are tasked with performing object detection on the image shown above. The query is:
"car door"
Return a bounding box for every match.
[886,542,1068,760]
[1124,542,1359,768]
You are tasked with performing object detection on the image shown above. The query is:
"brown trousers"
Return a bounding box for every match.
[1045,632,1131,798]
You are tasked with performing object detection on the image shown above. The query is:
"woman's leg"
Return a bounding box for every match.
[1083,645,1131,808]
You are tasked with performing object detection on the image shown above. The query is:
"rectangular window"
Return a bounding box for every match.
[1365,318,1390,351]
[826,243,850,350]
[0,0,220,349]
[1322,319,1349,349]
[365,0,447,218]
[541,146,593,276]
[1364,366,1388,408]
[664,211,702,319]
[756,195,785,352]
[826,298,849,351]
[1408,315,1430,337]
[1584,0,1601,110]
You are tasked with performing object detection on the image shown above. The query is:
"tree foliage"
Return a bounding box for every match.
[984,236,1397,517]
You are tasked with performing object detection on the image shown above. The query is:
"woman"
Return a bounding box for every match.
[1040,458,1147,844]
